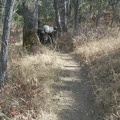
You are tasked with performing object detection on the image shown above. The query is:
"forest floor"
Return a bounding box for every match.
[47,52,103,120]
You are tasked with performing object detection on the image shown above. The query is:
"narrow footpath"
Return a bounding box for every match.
[49,53,103,120]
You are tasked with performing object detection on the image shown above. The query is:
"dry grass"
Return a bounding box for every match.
[56,32,74,52]
[0,42,62,120]
[0,25,119,119]
[73,26,120,119]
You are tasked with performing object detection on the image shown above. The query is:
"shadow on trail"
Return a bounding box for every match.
[52,54,104,120]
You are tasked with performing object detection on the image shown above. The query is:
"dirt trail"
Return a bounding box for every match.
[50,53,102,120]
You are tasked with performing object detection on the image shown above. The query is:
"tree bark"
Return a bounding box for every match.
[43,0,48,23]
[95,8,102,27]
[61,0,68,32]
[0,0,5,29]
[95,1,102,27]
[0,0,2,26]
[74,0,79,30]
[0,0,15,85]
[23,0,39,51]
[68,0,72,18]
[110,0,119,27]
[89,0,92,15]
[54,0,62,34]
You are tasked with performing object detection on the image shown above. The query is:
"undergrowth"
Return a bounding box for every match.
[0,42,61,120]
[73,25,120,120]
[0,23,119,120]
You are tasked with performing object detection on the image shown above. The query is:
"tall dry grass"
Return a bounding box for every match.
[0,41,62,120]
[73,26,120,119]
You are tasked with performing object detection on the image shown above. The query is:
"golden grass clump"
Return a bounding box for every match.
[73,27,120,119]
[0,42,61,119]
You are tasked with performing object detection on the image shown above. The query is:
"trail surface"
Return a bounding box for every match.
[50,53,102,120]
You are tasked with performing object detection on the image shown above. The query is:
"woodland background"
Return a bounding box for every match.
[0,0,120,119]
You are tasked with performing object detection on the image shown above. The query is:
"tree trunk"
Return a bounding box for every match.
[23,0,39,51]
[68,0,72,18]
[74,0,79,30]
[89,0,92,15]
[95,9,102,27]
[110,0,119,27]
[43,0,48,23]
[61,0,68,32]
[0,0,2,27]
[54,0,62,34]
[78,0,82,25]
[95,1,102,27]
[0,0,5,29]
[0,0,15,85]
